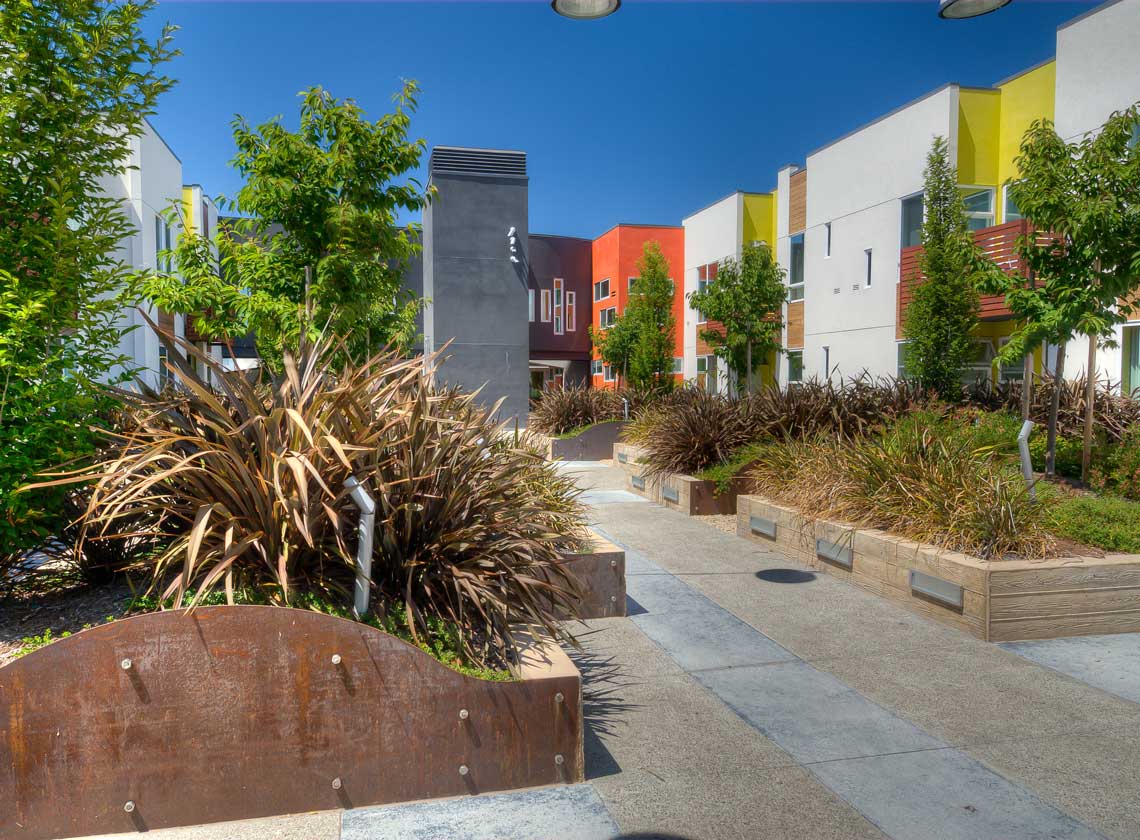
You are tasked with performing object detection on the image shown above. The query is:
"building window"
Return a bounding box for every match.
[696,355,717,394]
[603,364,615,383]
[696,263,717,322]
[789,234,804,301]
[824,222,832,258]
[1129,122,1139,149]
[997,336,1024,383]
[591,359,603,377]
[600,306,617,329]
[541,289,551,322]
[528,289,535,323]
[201,200,210,240]
[787,350,803,383]
[628,276,639,293]
[960,186,995,231]
[593,278,610,301]
[553,278,564,335]
[154,215,172,272]
[864,248,873,288]
[566,291,576,332]
[158,345,170,389]
[901,193,924,248]
[1003,183,1023,223]
[896,342,911,379]
[672,357,683,374]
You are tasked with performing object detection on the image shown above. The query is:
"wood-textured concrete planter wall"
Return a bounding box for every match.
[737,494,1140,642]
[557,535,627,618]
[0,607,582,839]
[542,421,627,461]
[613,443,736,516]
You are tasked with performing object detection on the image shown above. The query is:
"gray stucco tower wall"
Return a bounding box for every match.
[423,147,530,423]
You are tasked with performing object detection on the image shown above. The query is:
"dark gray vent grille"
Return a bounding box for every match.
[430,147,526,178]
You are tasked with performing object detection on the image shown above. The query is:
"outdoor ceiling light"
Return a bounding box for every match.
[551,0,621,20]
[938,0,1012,19]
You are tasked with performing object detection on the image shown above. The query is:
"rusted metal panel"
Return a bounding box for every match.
[557,539,627,618]
[547,421,627,461]
[0,607,581,839]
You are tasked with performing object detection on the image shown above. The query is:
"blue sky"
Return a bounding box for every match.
[145,0,1096,239]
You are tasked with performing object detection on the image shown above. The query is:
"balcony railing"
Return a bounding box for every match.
[897,219,1038,336]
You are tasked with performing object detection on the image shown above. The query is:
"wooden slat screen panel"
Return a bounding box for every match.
[896,220,1041,339]
[786,301,804,349]
[789,170,807,234]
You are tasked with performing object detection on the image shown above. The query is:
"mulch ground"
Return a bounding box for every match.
[0,581,135,667]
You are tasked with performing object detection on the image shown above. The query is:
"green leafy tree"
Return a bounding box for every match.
[625,242,677,391]
[0,0,175,562]
[988,106,1140,478]
[902,136,983,398]
[145,84,430,367]
[687,242,786,393]
[589,316,636,389]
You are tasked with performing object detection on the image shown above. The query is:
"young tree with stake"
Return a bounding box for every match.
[687,242,786,394]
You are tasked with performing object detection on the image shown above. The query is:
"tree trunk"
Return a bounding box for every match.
[1046,341,1066,478]
[746,341,753,395]
[1021,352,1033,421]
[1081,333,1097,483]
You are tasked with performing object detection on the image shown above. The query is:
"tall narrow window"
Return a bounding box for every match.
[789,234,804,301]
[824,223,832,258]
[864,249,873,287]
[565,291,576,332]
[900,194,924,247]
[1003,183,1023,223]
[201,201,210,240]
[553,278,564,335]
[528,289,535,323]
[541,289,551,323]
[696,265,709,323]
[787,351,803,383]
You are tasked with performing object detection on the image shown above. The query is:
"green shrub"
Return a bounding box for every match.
[28,328,586,669]
[1045,492,1140,553]
[696,442,767,496]
[1090,426,1140,499]
[1027,434,1088,479]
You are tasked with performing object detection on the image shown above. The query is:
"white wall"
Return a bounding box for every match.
[1055,0,1140,141]
[799,87,956,381]
[1054,0,1140,388]
[681,192,741,384]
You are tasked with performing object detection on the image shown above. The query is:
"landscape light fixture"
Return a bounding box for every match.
[938,0,1012,19]
[551,0,621,20]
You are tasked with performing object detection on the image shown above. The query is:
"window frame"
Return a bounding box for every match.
[959,185,996,231]
[593,278,610,302]
[553,278,564,335]
[528,289,535,323]
[540,289,552,323]
[599,306,617,329]
[789,234,805,302]
[900,192,924,248]
[603,364,615,383]
[565,291,576,332]
[787,350,803,384]
[1002,183,1023,223]
[864,248,873,288]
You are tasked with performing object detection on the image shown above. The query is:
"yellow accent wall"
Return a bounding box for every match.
[742,191,777,248]
[957,89,1001,187]
[181,185,196,235]
[996,61,1056,221]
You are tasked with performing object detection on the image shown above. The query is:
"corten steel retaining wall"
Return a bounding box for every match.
[544,421,627,462]
[737,494,1140,642]
[0,607,582,839]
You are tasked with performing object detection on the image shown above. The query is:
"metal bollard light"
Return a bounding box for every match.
[343,476,376,619]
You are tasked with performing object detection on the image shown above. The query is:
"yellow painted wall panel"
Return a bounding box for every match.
[996,61,1056,220]
[957,89,1001,187]
[742,191,776,248]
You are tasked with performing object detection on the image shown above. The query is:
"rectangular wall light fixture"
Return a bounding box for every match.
[750,516,778,540]
[661,486,679,503]
[908,569,964,610]
[816,538,853,569]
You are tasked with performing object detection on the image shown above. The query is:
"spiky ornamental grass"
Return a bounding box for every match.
[29,320,586,667]
[627,376,923,480]
[529,386,625,435]
[749,411,1053,560]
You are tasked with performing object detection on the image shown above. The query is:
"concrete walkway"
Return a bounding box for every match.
[82,461,1140,840]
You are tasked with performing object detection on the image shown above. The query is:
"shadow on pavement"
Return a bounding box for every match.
[755,568,816,584]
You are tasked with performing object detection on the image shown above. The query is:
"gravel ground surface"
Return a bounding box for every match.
[696,513,737,534]
[0,582,135,667]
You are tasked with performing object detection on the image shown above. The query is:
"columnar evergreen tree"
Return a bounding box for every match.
[0,0,175,562]
[625,242,677,391]
[145,84,431,368]
[901,136,983,398]
[686,242,786,393]
[989,106,1140,479]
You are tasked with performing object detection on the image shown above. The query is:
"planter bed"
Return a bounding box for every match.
[0,606,582,839]
[539,420,627,462]
[557,535,627,618]
[613,443,737,516]
[737,494,1140,642]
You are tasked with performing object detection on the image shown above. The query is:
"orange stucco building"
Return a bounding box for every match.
[589,224,685,389]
